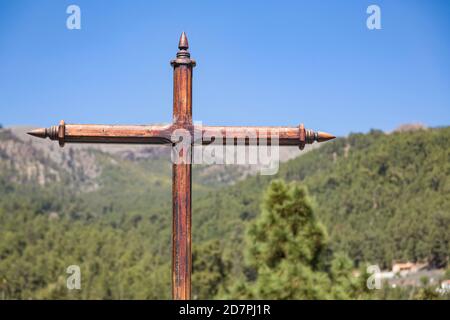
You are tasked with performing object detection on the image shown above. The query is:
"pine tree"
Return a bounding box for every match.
[192,240,230,299]
[236,180,351,299]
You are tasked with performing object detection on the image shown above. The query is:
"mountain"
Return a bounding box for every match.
[0,125,448,299]
[0,125,311,299]
[193,126,450,274]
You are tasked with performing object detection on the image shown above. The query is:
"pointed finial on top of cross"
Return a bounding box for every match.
[178,32,189,50]
[172,32,195,67]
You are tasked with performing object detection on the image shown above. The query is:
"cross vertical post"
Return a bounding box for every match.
[170,32,196,300]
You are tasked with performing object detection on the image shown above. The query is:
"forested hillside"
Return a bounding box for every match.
[0,126,448,299]
[195,127,450,275]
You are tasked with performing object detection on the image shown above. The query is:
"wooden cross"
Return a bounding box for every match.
[28,33,335,300]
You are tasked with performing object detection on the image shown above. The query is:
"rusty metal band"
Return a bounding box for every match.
[299,123,306,150]
[58,120,65,147]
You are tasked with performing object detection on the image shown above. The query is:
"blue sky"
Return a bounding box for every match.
[0,0,449,136]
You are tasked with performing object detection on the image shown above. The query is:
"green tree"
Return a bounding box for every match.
[192,240,231,299]
[235,180,356,299]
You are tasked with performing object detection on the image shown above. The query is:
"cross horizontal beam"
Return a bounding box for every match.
[28,122,335,149]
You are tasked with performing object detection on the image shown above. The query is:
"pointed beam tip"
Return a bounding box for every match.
[27,128,47,139]
[317,131,336,142]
